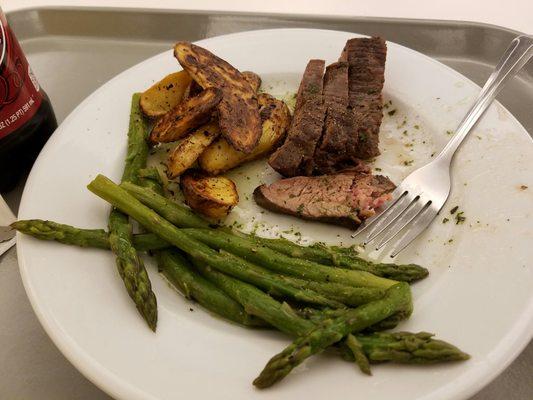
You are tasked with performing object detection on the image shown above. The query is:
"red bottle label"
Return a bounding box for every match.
[0,12,42,140]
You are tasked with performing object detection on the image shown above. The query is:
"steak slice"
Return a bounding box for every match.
[341,37,386,159]
[254,167,395,228]
[312,62,359,174]
[268,60,327,177]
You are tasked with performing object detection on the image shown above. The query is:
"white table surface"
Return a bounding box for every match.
[0,1,531,399]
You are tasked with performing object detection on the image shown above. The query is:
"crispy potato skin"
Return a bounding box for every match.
[166,122,220,179]
[180,170,239,219]
[140,71,192,118]
[183,79,203,100]
[241,71,262,93]
[150,87,222,143]
[174,42,262,153]
[199,93,291,175]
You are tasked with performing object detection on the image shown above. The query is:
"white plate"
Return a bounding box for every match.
[17,29,533,400]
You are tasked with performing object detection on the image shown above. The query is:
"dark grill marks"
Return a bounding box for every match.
[268,60,326,177]
[312,61,359,174]
[342,37,387,159]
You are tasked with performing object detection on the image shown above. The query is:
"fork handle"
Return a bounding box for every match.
[436,35,533,164]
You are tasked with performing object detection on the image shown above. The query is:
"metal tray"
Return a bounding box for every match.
[1,7,531,400]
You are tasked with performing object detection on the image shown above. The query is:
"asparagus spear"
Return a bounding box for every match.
[215,250,345,308]
[350,331,470,364]
[11,219,111,249]
[334,255,428,283]
[138,167,165,196]
[108,211,157,331]
[253,282,412,388]
[156,249,266,327]
[10,219,169,251]
[192,260,314,336]
[182,228,397,289]
[134,232,170,251]
[249,236,428,282]
[88,175,343,308]
[248,235,357,264]
[122,93,151,183]
[276,276,385,307]
[108,93,157,331]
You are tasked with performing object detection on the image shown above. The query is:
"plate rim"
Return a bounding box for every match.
[16,27,533,400]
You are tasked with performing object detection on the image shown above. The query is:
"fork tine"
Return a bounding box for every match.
[389,206,439,258]
[355,191,415,245]
[364,194,419,245]
[352,187,407,239]
[375,198,430,250]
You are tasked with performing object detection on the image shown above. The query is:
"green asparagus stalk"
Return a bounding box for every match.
[348,331,470,364]
[88,175,344,308]
[122,93,151,183]
[276,276,386,307]
[108,93,157,331]
[252,236,428,282]
[156,249,266,327]
[192,260,314,336]
[335,255,428,283]
[296,307,407,334]
[11,219,381,308]
[10,219,169,252]
[253,282,412,388]
[11,219,111,249]
[133,232,170,251]
[248,235,356,263]
[138,167,165,196]
[182,228,397,289]
[108,211,157,331]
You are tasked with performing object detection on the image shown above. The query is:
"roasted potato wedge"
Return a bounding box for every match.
[166,122,220,179]
[241,71,262,93]
[150,87,222,144]
[199,94,291,175]
[180,170,239,219]
[140,70,192,118]
[174,42,261,153]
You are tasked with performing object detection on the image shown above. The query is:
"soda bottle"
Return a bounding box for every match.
[0,9,57,192]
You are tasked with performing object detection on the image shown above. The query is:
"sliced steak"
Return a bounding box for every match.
[254,167,395,228]
[341,37,386,159]
[268,60,327,177]
[312,61,359,174]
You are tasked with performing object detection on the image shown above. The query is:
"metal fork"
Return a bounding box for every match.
[353,35,533,257]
